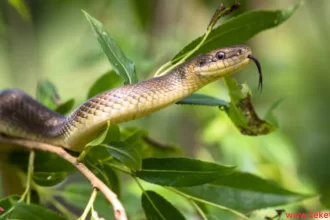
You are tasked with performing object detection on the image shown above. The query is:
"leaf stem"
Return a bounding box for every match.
[167,187,250,220]
[78,188,98,220]
[154,3,238,77]
[77,147,90,162]
[19,150,35,204]
[154,29,210,77]
[106,162,132,175]
[190,201,208,220]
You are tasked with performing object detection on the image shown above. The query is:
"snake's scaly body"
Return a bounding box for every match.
[0,45,256,152]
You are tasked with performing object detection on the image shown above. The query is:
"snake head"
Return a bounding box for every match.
[194,45,251,77]
[192,45,263,90]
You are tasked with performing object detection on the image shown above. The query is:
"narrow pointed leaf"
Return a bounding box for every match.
[2,203,66,220]
[177,93,229,107]
[105,141,142,171]
[173,3,300,61]
[142,191,186,220]
[86,121,111,147]
[85,161,121,196]
[135,158,235,187]
[177,172,311,212]
[87,70,122,99]
[83,11,138,84]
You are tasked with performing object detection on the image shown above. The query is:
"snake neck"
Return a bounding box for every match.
[0,66,215,152]
[63,66,213,151]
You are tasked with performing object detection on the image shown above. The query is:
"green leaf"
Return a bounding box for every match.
[85,145,111,161]
[62,184,91,208]
[85,160,121,196]
[264,98,284,128]
[173,3,300,61]
[86,122,120,149]
[86,121,111,147]
[83,11,138,84]
[62,183,113,217]
[0,195,20,218]
[123,128,148,145]
[177,93,229,107]
[36,80,60,109]
[223,77,276,135]
[9,151,75,173]
[103,124,121,144]
[142,191,186,220]
[1,203,66,220]
[177,172,311,212]
[105,141,142,171]
[33,172,67,187]
[55,98,75,115]
[135,158,235,187]
[87,70,122,99]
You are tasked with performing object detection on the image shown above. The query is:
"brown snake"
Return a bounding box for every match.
[0,45,262,152]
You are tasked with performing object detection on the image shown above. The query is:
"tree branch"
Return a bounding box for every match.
[0,135,127,220]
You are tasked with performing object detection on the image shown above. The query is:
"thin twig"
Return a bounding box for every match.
[18,150,35,204]
[0,136,127,220]
[79,188,98,220]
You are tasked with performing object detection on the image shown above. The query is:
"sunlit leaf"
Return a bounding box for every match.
[223,77,276,135]
[87,70,122,99]
[86,121,111,147]
[177,93,229,107]
[142,191,186,220]
[105,141,142,171]
[135,158,235,187]
[173,3,300,61]
[83,11,138,84]
[177,172,310,212]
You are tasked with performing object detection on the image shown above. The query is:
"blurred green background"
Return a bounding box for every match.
[1,0,330,218]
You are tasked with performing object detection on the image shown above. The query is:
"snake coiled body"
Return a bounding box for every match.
[0,45,256,152]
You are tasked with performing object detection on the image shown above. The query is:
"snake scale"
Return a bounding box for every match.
[0,45,262,152]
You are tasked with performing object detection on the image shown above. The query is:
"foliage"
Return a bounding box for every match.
[0,2,310,220]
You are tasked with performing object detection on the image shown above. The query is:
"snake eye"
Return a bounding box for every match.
[216,52,225,60]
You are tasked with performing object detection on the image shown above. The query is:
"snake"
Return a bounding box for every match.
[0,45,262,152]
